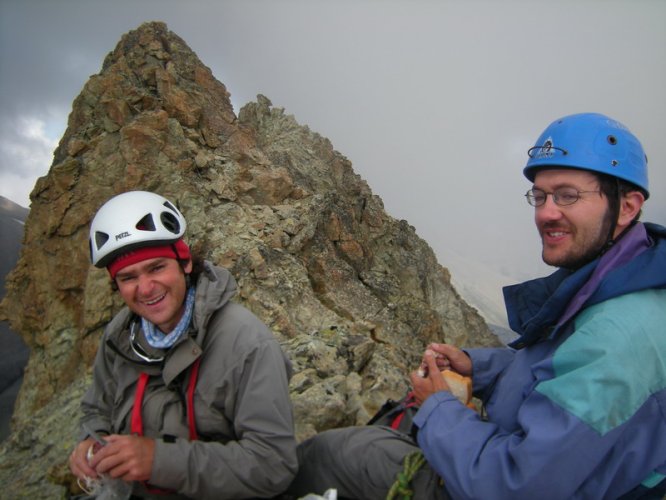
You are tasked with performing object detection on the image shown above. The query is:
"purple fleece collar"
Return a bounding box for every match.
[557,223,652,328]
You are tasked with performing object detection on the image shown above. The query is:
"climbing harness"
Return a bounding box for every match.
[129,357,201,493]
[131,357,201,440]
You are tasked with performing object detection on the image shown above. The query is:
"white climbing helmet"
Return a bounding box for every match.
[89,191,187,268]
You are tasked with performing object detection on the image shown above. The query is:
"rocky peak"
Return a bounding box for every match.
[0,22,499,497]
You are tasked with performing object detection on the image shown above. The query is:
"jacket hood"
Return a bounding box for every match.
[505,222,666,348]
[192,261,237,338]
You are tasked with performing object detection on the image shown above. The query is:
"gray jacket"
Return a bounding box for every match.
[79,262,298,498]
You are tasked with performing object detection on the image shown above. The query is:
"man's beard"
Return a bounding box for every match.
[542,209,614,270]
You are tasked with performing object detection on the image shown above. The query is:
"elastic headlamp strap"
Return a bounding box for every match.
[600,177,622,255]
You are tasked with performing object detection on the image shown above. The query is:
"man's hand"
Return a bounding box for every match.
[411,350,451,405]
[88,434,155,482]
[69,437,100,480]
[418,343,472,377]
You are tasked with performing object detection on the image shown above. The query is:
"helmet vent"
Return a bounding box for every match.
[94,231,109,250]
[607,135,618,145]
[136,214,156,232]
[161,212,181,234]
[163,200,178,213]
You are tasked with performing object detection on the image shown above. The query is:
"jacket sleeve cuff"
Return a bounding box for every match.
[77,418,111,442]
[465,347,515,394]
[413,391,460,428]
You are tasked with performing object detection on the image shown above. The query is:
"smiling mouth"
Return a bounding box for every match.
[547,231,568,238]
[144,293,166,306]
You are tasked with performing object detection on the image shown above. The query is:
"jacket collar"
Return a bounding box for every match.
[505,222,666,349]
[105,315,201,384]
[104,261,237,382]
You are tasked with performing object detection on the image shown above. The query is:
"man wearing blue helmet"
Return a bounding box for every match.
[522,113,651,271]
[287,113,666,499]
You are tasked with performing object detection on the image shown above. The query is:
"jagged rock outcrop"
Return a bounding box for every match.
[0,22,500,498]
[0,197,30,442]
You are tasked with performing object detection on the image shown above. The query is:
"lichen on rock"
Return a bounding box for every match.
[0,21,499,498]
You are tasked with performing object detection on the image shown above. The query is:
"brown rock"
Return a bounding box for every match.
[0,22,500,498]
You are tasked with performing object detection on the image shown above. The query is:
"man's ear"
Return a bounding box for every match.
[183,259,193,274]
[616,191,645,230]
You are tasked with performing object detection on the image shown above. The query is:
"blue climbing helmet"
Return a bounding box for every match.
[523,113,649,198]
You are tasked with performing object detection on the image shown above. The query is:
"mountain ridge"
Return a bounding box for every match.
[0,195,29,443]
[0,22,500,497]
[0,196,29,223]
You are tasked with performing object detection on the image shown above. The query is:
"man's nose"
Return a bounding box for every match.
[136,273,154,294]
[535,194,563,221]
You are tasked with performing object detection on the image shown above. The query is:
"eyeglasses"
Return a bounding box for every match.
[525,187,602,207]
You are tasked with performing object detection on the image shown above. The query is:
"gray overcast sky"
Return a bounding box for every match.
[1,0,665,308]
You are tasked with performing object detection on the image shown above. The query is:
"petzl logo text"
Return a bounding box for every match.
[115,231,131,241]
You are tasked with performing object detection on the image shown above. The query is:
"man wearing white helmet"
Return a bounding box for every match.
[69,191,297,499]
[287,113,666,499]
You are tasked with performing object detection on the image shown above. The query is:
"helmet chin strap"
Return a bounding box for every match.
[599,178,631,256]
[600,222,619,256]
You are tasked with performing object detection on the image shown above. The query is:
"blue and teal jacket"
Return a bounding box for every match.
[414,222,666,499]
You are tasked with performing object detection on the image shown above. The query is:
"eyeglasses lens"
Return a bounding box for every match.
[525,188,580,207]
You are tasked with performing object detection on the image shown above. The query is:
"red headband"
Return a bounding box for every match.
[108,240,191,278]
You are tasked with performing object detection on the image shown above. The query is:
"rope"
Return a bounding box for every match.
[386,450,427,500]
